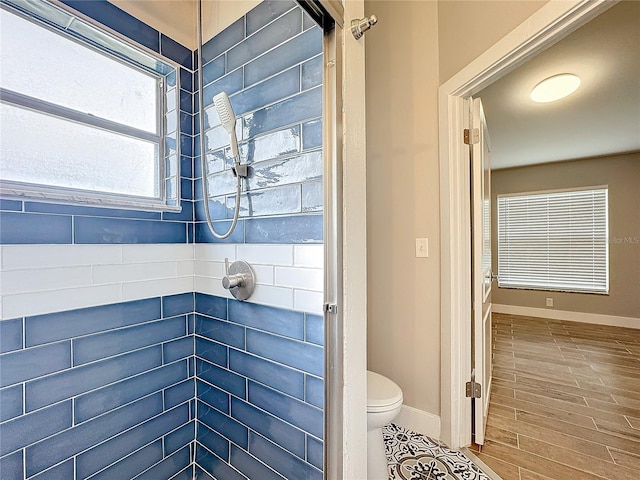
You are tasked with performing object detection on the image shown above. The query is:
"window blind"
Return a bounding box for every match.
[497,187,608,294]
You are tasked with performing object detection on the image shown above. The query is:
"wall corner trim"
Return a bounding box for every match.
[493,304,640,330]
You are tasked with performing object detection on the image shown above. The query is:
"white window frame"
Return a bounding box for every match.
[497,185,609,295]
[0,0,181,212]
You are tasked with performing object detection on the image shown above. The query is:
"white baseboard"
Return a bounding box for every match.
[493,304,640,330]
[394,405,441,440]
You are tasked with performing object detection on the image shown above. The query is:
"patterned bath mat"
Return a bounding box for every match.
[383,424,491,480]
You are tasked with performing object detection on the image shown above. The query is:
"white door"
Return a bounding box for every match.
[470,97,493,447]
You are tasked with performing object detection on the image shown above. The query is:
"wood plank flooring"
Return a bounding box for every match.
[470,313,640,480]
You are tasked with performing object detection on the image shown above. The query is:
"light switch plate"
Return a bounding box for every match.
[416,238,428,258]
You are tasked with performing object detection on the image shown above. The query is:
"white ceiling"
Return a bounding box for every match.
[478,1,640,170]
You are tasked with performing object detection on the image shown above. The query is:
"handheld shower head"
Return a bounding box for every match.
[213,92,236,134]
[212,92,239,160]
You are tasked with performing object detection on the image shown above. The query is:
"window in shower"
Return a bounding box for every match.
[0,0,180,210]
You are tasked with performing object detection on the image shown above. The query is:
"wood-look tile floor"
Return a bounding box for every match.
[470,313,640,480]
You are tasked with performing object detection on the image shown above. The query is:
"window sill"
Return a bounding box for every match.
[497,284,609,296]
[0,184,182,213]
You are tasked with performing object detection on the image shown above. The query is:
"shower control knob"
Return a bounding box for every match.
[222,258,255,301]
[222,274,243,289]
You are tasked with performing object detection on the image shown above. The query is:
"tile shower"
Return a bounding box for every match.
[0,1,324,479]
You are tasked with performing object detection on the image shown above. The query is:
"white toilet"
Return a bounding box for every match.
[367,370,403,480]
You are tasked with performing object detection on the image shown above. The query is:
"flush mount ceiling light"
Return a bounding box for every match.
[530,74,581,103]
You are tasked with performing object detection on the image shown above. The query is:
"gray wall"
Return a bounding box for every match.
[491,152,640,319]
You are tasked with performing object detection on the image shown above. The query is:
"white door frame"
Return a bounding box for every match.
[340,0,369,478]
[438,0,616,449]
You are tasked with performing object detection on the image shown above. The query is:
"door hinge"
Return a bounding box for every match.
[323,303,338,314]
[466,380,482,399]
[464,128,479,145]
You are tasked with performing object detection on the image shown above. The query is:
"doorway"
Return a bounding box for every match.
[438,0,618,450]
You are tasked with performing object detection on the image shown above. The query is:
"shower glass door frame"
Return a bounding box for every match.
[314,2,344,478]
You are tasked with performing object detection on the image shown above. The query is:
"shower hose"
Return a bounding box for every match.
[196,0,242,240]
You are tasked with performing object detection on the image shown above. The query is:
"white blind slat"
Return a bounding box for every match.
[497,187,608,294]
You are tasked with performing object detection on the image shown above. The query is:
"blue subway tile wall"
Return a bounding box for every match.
[229,350,305,399]
[0,212,73,244]
[245,214,323,244]
[26,346,162,412]
[88,440,163,480]
[0,292,324,480]
[196,444,247,480]
[0,293,195,480]
[28,394,165,476]
[0,341,71,389]
[197,380,230,415]
[161,34,193,70]
[25,298,162,347]
[75,404,189,477]
[197,359,247,399]
[0,318,23,354]
[0,385,22,423]
[231,398,305,458]
[73,363,188,423]
[29,458,74,480]
[230,444,286,480]
[195,0,323,244]
[132,446,192,480]
[194,293,324,479]
[0,199,22,211]
[249,432,322,480]
[0,451,23,479]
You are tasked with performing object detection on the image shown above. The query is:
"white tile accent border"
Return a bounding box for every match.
[194,244,324,314]
[0,243,324,319]
[493,304,640,330]
[2,284,123,320]
[294,289,323,313]
[293,245,324,268]
[0,244,195,319]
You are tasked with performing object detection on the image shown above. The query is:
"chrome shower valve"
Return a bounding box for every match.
[222,258,255,301]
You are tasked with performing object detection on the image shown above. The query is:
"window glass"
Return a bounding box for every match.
[1,8,158,133]
[1,103,158,197]
[0,1,179,209]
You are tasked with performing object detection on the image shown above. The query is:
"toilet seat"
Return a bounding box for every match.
[367,370,403,413]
